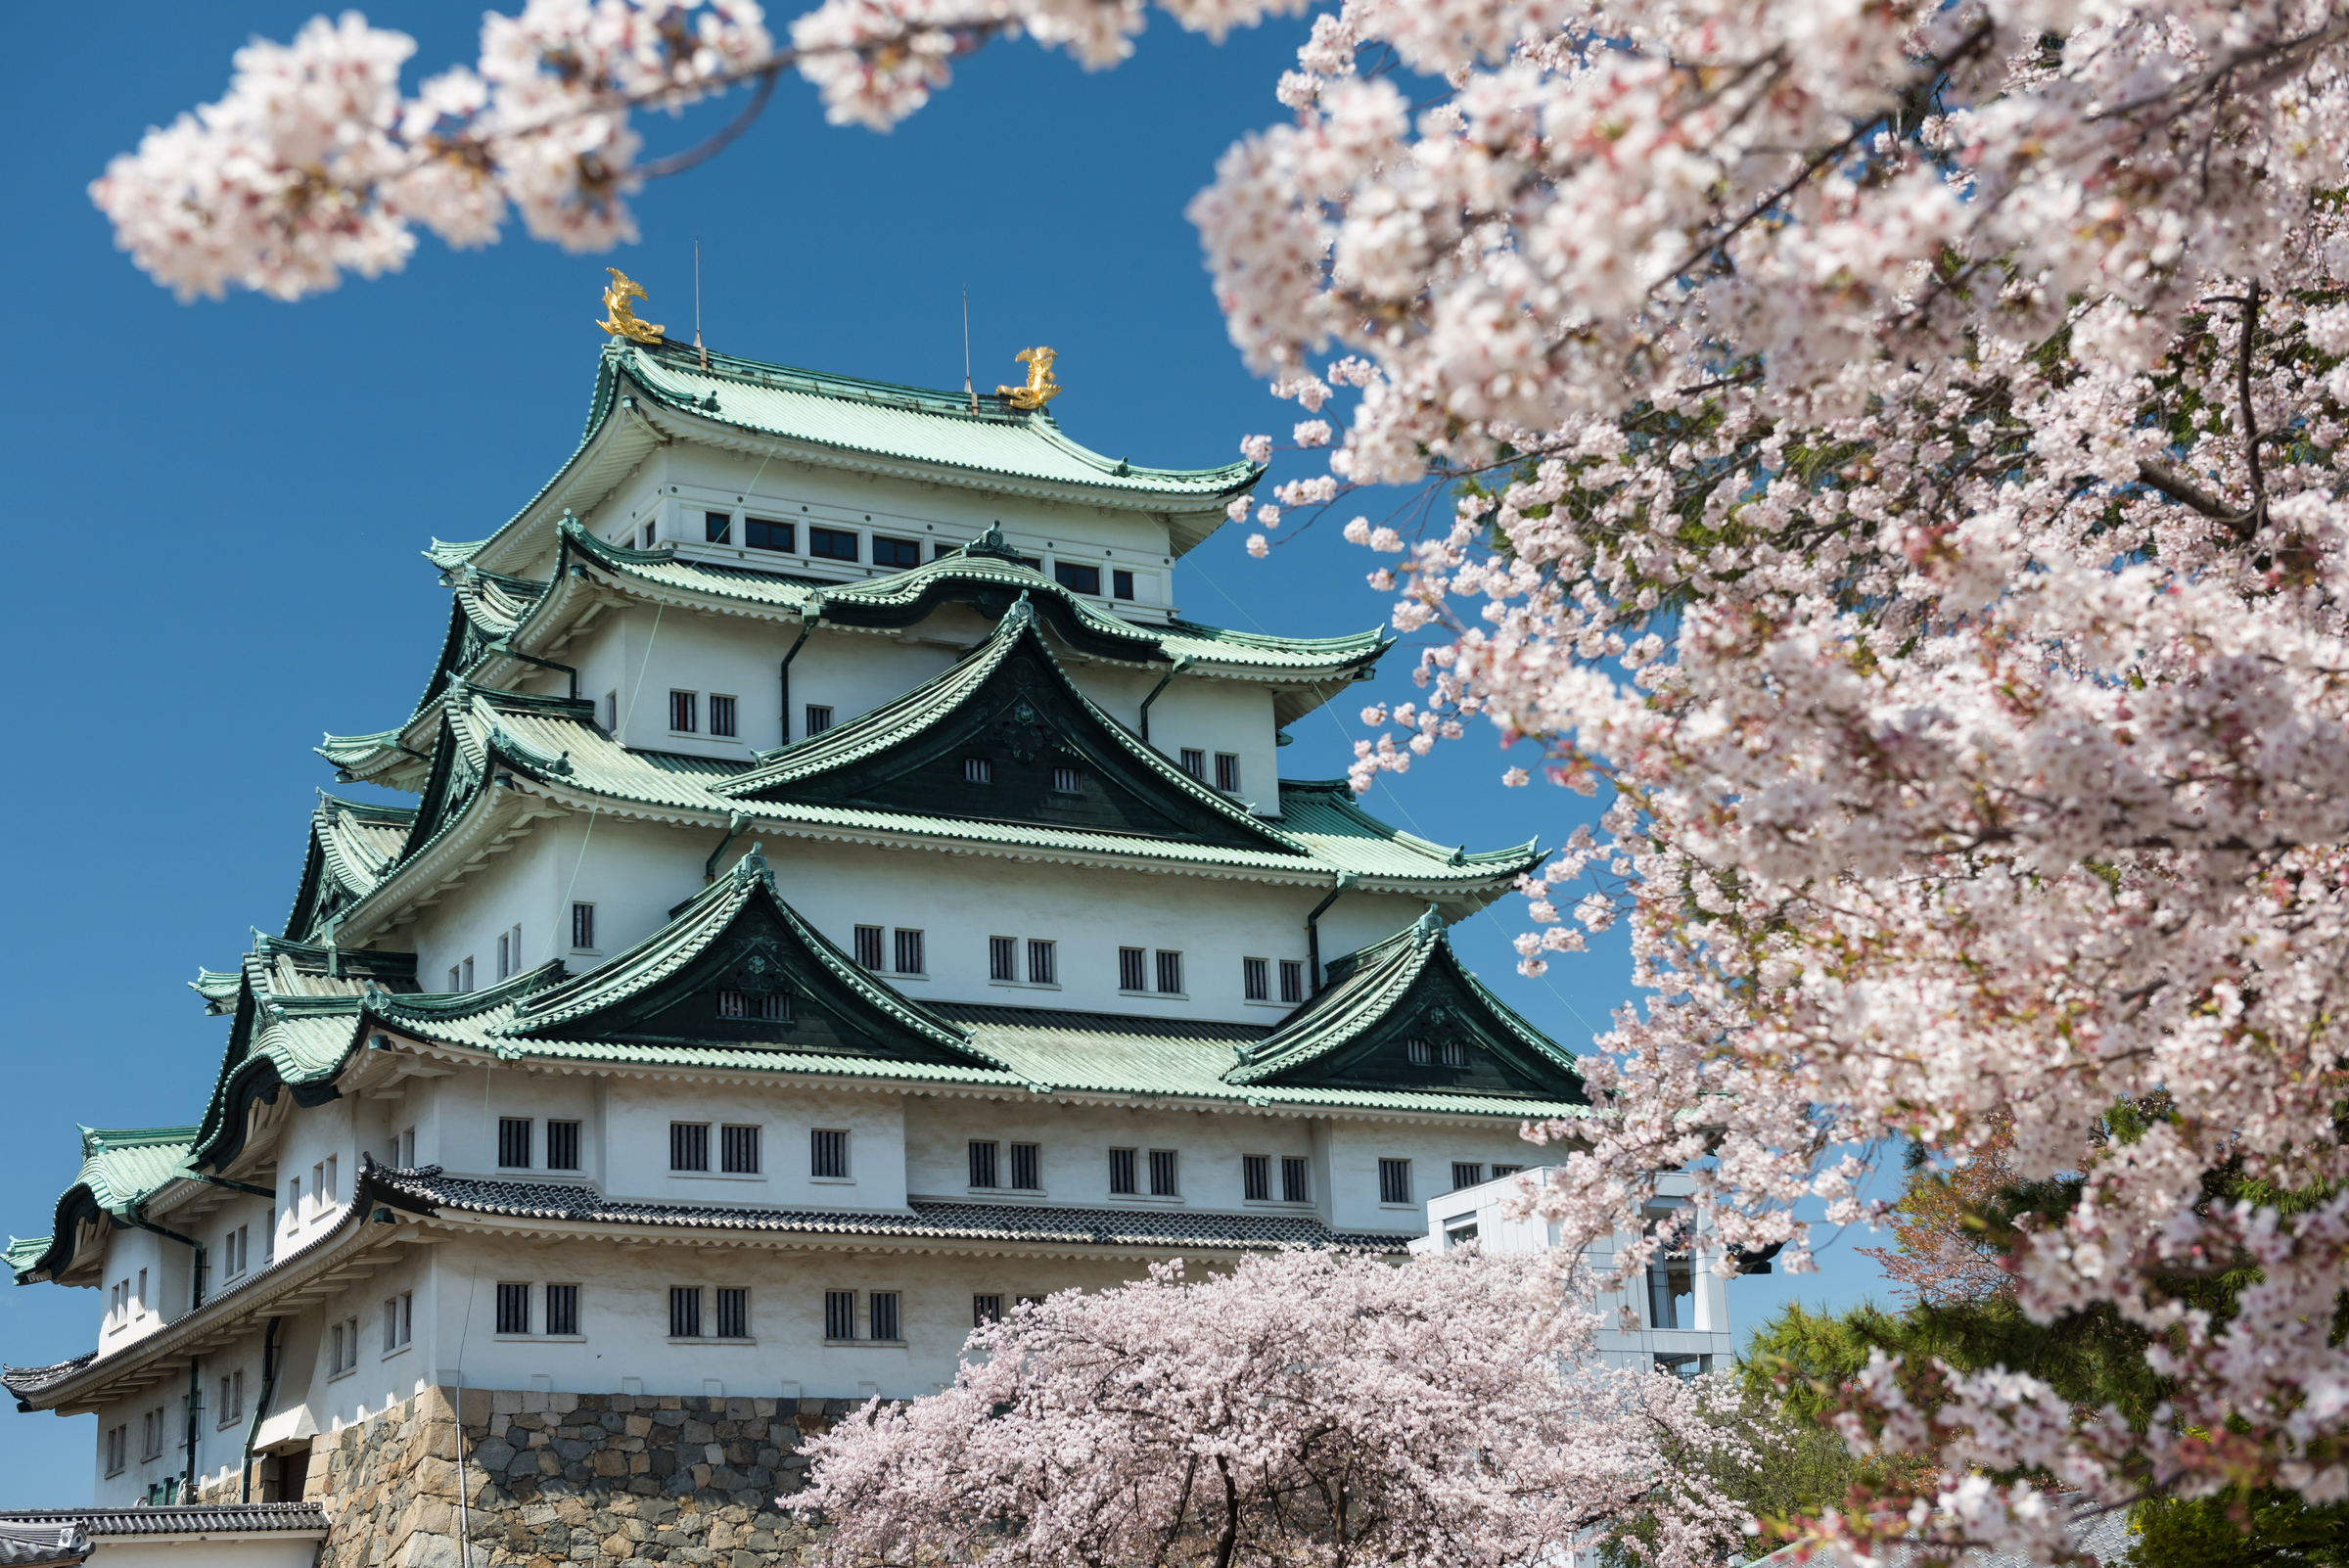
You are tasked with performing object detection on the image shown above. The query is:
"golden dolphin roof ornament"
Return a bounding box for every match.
[598,268,664,345]
[996,346,1062,411]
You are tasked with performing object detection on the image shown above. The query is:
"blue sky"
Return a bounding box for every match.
[0,2,1893,1503]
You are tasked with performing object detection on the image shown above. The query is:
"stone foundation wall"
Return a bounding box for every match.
[307,1387,852,1567]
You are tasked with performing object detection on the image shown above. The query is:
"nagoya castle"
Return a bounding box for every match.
[0,287,1601,1564]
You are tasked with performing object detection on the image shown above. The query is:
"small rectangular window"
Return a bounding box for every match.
[824,1290,856,1341]
[497,1118,531,1170]
[572,902,596,950]
[1156,949,1183,994]
[670,1122,711,1173]
[1028,939,1056,985]
[496,931,509,980]
[1491,1164,1523,1178]
[1215,753,1241,792]
[1179,748,1206,779]
[710,694,738,737]
[1010,1142,1040,1190]
[1452,1162,1485,1190]
[989,936,1017,982]
[398,1127,417,1168]
[1406,1038,1467,1068]
[546,1120,581,1171]
[721,1124,761,1175]
[895,928,925,974]
[547,1283,579,1337]
[1054,561,1102,595]
[1109,1147,1138,1195]
[669,690,698,733]
[1279,960,1305,1003]
[808,527,859,562]
[811,1129,851,1179]
[461,957,474,992]
[873,535,922,568]
[1118,946,1146,992]
[1378,1158,1413,1206]
[1148,1149,1179,1197]
[495,1281,530,1336]
[386,1290,412,1352]
[964,757,992,784]
[1281,1156,1311,1203]
[1112,570,1134,600]
[870,1291,901,1341]
[969,1140,999,1188]
[853,926,885,969]
[973,1294,1003,1327]
[705,510,732,543]
[805,704,835,735]
[1243,1154,1270,1202]
[448,965,461,992]
[1050,765,1082,794]
[1243,957,1269,1000]
[715,1287,750,1339]
[641,523,657,549]
[604,690,619,732]
[669,1286,702,1339]
[746,517,794,552]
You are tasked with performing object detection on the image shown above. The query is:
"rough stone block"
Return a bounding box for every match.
[459,1390,494,1426]
[493,1391,525,1416]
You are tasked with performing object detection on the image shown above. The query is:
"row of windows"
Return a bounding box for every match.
[1178,749,1245,794]
[500,1118,584,1171]
[695,512,1140,599]
[487,1282,1037,1347]
[855,931,1302,1004]
[103,1405,175,1475]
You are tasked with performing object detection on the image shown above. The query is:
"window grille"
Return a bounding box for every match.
[718,989,748,1017]
[496,1282,530,1336]
[808,527,859,561]
[706,511,732,543]
[1215,753,1240,792]
[824,1290,856,1341]
[989,936,1017,981]
[669,1287,702,1338]
[853,926,885,969]
[873,535,921,568]
[1491,1164,1522,1177]
[497,1118,531,1170]
[1155,950,1183,994]
[1406,1038,1465,1068]
[1149,1150,1178,1196]
[669,691,698,732]
[1112,570,1134,599]
[715,1287,750,1339]
[1010,1142,1040,1189]
[1452,1163,1485,1190]
[974,1295,1003,1327]
[1118,947,1146,991]
[1281,1157,1310,1203]
[811,1129,850,1179]
[1051,765,1082,793]
[1054,562,1101,595]
[710,694,737,737]
[1243,957,1269,1000]
[968,1141,998,1188]
[1028,939,1056,985]
[1108,1148,1137,1195]
[746,517,794,552]
[895,928,924,974]
[805,704,834,734]
[1279,960,1305,1003]
[1179,748,1206,779]
[547,1284,578,1337]
[572,902,596,950]
[1243,1155,1269,1201]
[670,1122,710,1173]
[720,1125,760,1175]
[1378,1159,1413,1205]
[547,1120,581,1171]
[964,757,992,784]
[870,1291,901,1341]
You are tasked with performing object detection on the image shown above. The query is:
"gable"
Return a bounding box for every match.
[1270,963,1582,1099]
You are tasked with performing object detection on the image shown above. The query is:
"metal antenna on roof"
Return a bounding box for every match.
[962,286,977,413]
[694,236,709,369]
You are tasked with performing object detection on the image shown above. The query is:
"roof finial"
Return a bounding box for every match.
[598,268,664,345]
[996,346,1062,411]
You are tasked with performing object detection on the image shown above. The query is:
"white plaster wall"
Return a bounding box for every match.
[91,1540,321,1568]
[531,812,708,980]
[87,1229,179,1359]
[399,820,571,994]
[1321,1121,1543,1233]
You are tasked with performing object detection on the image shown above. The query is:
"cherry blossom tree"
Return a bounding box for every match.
[786,1249,1753,1568]
[105,1,2349,1558]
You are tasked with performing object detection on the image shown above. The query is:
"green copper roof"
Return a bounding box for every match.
[283,793,416,943]
[10,1128,199,1285]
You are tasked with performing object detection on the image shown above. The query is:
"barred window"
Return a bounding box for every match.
[1155,950,1183,994]
[1010,1142,1040,1190]
[1243,1154,1270,1202]
[715,1287,750,1340]
[1491,1164,1523,1177]
[710,694,738,738]
[964,757,992,784]
[989,936,1017,981]
[973,1295,1003,1327]
[1148,1150,1179,1197]
[721,1125,761,1175]
[1051,765,1082,794]
[811,1129,851,1179]
[718,989,747,1017]
[718,990,789,1021]
[1027,939,1056,986]
[1279,960,1305,1003]
[1215,753,1240,792]
[1179,748,1206,779]
[669,1287,702,1338]
[497,1117,531,1170]
[1242,957,1269,1001]
[969,1140,999,1188]
[1453,1162,1485,1190]
[895,928,925,974]
[853,926,885,969]
[805,704,834,735]
[1378,1159,1413,1206]
[1406,1038,1466,1068]
[571,901,596,950]
[495,1281,530,1336]
[670,1122,710,1173]
[1118,946,1145,992]
[1108,1147,1138,1195]
[1281,1156,1311,1204]
[824,1290,856,1341]
[669,690,698,733]
[870,1291,901,1341]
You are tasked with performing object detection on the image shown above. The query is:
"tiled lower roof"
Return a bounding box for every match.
[0,1506,328,1538]
[379,1167,1408,1253]
[0,1522,82,1566]
[0,1353,95,1399]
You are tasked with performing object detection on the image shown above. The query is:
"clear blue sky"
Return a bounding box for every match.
[0,2,1893,1504]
